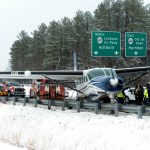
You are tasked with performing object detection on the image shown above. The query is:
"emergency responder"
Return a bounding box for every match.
[115,90,126,104]
[144,83,150,106]
[134,84,144,105]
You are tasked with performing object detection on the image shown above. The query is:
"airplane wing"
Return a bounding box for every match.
[0,70,83,80]
[115,66,150,74]
[0,66,150,80]
[115,66,150,86]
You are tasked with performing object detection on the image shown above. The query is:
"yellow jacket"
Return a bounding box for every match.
[144,89,149,98]
[116,91,125,99]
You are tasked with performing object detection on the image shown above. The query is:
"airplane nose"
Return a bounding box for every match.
[109,78,118,87]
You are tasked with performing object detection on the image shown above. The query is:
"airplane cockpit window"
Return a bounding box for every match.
[87,69,105,80]
[111,69,117,77]
[104,69,117,77]
[104,69,111,76]
[86,76,88,82]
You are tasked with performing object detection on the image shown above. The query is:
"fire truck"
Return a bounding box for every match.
[30,79,65,101]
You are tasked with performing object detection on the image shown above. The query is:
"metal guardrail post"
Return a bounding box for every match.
[48,100,52,110]
[114,103,119,117]
[77,101,80,113]
[142,105,145,113]
[95,103,98,114]
[1,97,6,104]
[79,99,84,108]
[98,102,102,110]
[13,98,16,105]
[62,101,65,111]
[34,98,38,107]
[5,96,8,101]
[138,106,142,119]
[26,97,29,103]
[23,98,26,106]
[15,96,18,102]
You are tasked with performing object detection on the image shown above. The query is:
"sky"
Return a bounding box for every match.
[1,101,150,150]
[0,0,150,71]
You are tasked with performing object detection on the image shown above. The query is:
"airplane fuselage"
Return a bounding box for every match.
[76,68,123,102]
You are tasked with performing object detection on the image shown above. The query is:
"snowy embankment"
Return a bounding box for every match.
[0,102,150,150]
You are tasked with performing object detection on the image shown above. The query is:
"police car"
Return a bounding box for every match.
[124,87,146,103]
[124,88,135,103]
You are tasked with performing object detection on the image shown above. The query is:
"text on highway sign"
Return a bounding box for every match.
[91,31,121,57]
[125,32,147,57]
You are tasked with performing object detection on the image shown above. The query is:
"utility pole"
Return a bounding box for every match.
[73,51,77,71]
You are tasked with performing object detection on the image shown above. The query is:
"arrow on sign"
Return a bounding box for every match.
[94,51,98,55]
[114,51,119,55]
[134,51,138,55]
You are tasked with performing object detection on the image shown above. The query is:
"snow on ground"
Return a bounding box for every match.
[0,102,150,150]
[0,141,26,150]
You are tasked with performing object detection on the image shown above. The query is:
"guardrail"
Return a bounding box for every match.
[0,96,150,119]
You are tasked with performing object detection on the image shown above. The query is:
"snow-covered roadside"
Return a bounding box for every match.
[0,103,150,150]
[0,142,26,150]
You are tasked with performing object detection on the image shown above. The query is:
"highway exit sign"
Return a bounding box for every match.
[125,32,147,57]
[91,31,121,57]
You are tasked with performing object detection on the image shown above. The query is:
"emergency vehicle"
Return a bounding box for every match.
[31,79,65,101]
[0,83,8,96]
[30,80,38,98]
[4,81,25,97]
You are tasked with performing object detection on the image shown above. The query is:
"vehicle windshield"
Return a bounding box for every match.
[0,85,3,90]
[87,68,117,80]
[9,82,21,86]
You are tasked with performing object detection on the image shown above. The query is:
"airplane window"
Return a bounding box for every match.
[87,69,105,80]
[86,76,88,82]
[104,69,117,77]
[111,69,117,77]
[104,69,111,76]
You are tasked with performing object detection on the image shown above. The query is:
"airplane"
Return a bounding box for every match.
[0,66,149,103]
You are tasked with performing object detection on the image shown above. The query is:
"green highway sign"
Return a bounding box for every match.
[125,32,147,57]
[91,31,121,57]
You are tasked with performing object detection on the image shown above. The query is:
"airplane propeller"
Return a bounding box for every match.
[109,69,119,87]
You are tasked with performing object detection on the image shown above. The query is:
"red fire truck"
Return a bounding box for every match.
[30,79,65,100]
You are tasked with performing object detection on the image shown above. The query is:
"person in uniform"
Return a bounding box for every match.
[115,90,126,104]
[144,83,150,106]
[134,84,144,105]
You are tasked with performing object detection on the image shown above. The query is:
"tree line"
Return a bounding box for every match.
[10,0,150,72]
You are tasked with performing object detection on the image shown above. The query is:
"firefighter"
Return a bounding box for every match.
[144,83,150,106]
[115,90,126,104]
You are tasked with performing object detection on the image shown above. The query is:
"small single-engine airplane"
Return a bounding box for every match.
[0,66,149,102]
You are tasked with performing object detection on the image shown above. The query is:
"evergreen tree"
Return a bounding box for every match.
[10,30,32,70]
[31,23,47,70]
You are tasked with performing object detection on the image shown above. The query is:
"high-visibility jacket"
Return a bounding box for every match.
[116,91,125,99]
[144,89,149,98]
